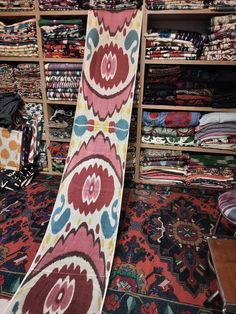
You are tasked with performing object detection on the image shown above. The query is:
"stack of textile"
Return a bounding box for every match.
[49,107,75,139]
[143,65,236,109]
[0,64,17,94]
[145,0,204,10]
[143,65,181,105]
[88,0,143,9]
[212,0,236,11]
[0,0,34,11]
[15,63,41,98]
[40,18,86,58]
[48,142,69,173]
[195,112,236,150]
[0,19,38,57]
[140,149,236,188]
[145,29,204,60]
[201,15,236,61]
[212,69,236,108]
[45,63,82,101]
[39,0,88,10]
[140,149,188,184]
[142,111,201,146]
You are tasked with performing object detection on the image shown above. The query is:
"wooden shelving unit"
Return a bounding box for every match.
[134,7,236,182]
[0,0,87,175]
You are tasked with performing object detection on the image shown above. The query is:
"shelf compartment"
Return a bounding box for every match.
[140,143,236,155]
[22,97,43,103]
[142,105,236,112]
[145,59,236,66]
[146,9,235,17]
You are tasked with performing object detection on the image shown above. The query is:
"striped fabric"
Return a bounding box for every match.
[218,189,236,223]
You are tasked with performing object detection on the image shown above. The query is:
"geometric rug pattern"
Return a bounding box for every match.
[0,174,61,299]
[102,184,233,313]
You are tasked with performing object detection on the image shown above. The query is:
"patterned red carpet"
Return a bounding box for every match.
[103,184,233,314]
[0,174,61,299]
[0,177,232,313]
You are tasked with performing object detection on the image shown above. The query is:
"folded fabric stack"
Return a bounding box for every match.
[40,18,86,59]
[144,65,236,109]
[88,0,143,9]
[212,69,236,108]
[39,0,88,10]
[212,0,236,11]
[145,29,204,60]
[189,153,236,168]
[0,0,34,11]
[201,15,236,61]
[0,19,38,57]
[48,142,69,173]
[142,111,201,146]
[140,149,188,184]
[45,63,82,101]
[0,64,17,94]
[195,112,236,150]
[15,63,41,98]
[145,0,204,10]
[49,107,75,139]
[140,149,236,188]
[143,65,181,105]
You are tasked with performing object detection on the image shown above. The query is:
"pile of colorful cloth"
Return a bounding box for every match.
[143,65,236,108]
[45,63,82,101]
[140,149,236,189]
[145,29,204,60]
[145,0,205,10]
[212,0,236,11]
[15,63,41,98]
[0,64,41,99]
[0,19,38,57]
[39,0,88,10]
[195,112,236,150]
[88,0,143,9]
[201,15,236,61]
[0,64,17,94]
[142,111,200,146]
[39,18,86,59]
[0,0,34,11]
[48,142,69,173]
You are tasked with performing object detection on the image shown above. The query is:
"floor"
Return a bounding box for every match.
[1,174,233,313]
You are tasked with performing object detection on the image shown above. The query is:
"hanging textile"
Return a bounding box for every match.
[5,8,142,314]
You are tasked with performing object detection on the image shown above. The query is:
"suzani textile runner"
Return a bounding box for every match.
[5,8,142,314]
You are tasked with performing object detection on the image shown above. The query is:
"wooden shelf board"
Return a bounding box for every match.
[145,59,236,66]
[43,57,83,63]
[22,97,43,103]
[140,143,236,155]
[47,100,77,106]
[0,57,39,62]
[146,9,234,16]
[49,137,71,142]
[0,11,36,16]
[39,10,88,16]
[142,105,236,112]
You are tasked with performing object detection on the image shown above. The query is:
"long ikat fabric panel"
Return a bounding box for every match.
[5,8,142,314]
